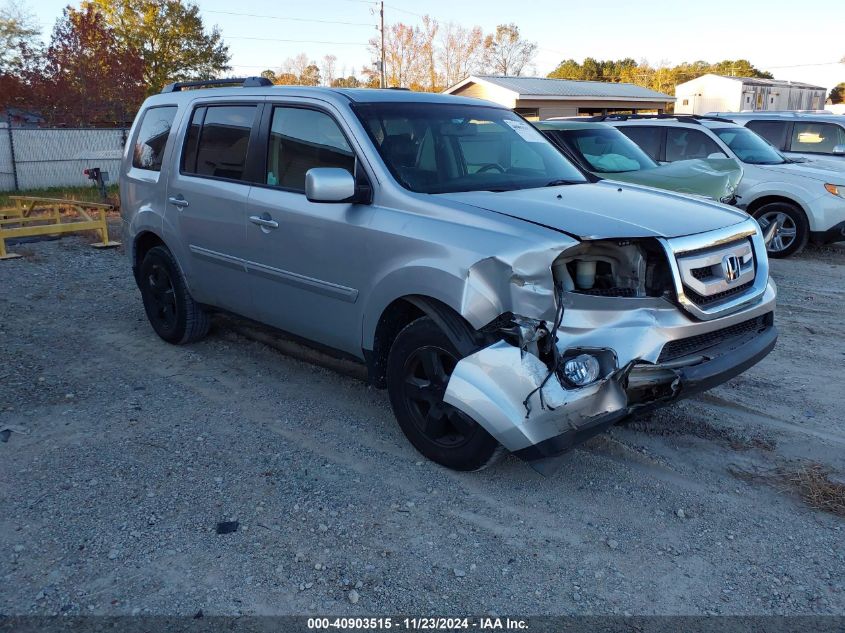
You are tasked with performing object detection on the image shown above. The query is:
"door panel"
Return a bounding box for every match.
[167,104,259,314]
[246,105,373,355]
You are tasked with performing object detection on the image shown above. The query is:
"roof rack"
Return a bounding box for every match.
[160,76,272,94]
[575,113,736,125]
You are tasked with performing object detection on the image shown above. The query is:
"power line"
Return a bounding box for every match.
[763,61,843,69]
[383,3,425,18]
[203,9,375,27]
[226,36,369,46]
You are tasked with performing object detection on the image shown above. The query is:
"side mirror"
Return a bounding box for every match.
[832,144,845,156]
[305,167,355,203]
[707,152,728,159]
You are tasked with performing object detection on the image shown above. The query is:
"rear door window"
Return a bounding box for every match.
[746,120,789,149]
[181,105,257,181]
[665,128,726,161]
[132,106,177,171]
[265,106,355,191]
[617,126,663,161]
[789,122,845,154]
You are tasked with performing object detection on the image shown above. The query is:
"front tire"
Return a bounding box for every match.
[138,245,210,344]
[386,317,504,471]
[753,202,808,258]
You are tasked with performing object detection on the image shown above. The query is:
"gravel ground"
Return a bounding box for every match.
[1,231,844,616]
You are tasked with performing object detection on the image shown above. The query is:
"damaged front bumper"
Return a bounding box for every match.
[443,281,778,472]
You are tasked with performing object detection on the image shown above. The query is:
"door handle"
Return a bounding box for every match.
[168,196,189,208]
[249,215,279,229]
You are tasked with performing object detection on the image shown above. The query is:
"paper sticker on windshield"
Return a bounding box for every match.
[504,119,545,143]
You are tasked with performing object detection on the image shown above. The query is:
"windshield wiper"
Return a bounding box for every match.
[544,179,580,187]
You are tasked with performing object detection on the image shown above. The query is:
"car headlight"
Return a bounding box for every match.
[824,183,845,199]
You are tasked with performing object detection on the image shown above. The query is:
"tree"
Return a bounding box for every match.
[288,52,310,83]
[420,15,440,91]
[709,59,772,79]
[331,75,360,88]
[370,22,427,88]
[483,24,536,76]
[0,0,40,74]
[39,5,144,125]
[547,57,776,96]
[300,63,320,86]
[321,54,337,86]
[438,22,483,87]
[830,83,845,105]
[87,0,230,94]
[260,69,277,83]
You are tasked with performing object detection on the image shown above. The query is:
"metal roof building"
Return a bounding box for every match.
[443,75,675,120]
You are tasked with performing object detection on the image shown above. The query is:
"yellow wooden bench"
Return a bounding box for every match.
[0,196,120,260]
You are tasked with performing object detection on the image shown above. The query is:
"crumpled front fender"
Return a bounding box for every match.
[443,340,630,453]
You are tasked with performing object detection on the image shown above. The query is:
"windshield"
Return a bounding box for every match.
[550,127,659,173]
[712,127,785,165]
[353,103,588,193]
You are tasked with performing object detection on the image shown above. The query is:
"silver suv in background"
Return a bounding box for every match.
[121,79,777,472]
[707,111,845,164]
[594,115,845,257]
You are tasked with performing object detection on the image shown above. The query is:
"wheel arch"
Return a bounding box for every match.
[364,294,485,389]
[132,230,168,282]
[745,194,808,218]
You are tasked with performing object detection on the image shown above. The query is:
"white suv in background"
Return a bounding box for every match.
[707,112,845,164]
[597,115,845,258]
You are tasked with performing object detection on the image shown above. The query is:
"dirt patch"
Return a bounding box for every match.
[625,408,777,452]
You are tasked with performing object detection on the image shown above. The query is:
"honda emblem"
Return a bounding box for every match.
[721,254,741,283]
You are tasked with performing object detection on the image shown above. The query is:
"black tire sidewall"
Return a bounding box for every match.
[386,317,500,471]
[139,246,190,343]
[753,202,809,258]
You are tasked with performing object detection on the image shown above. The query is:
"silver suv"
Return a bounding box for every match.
[121,78,777,472]
[599,115,845,258]
[707,111,845,164]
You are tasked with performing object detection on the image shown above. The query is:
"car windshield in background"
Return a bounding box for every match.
[354,103,587,193]
[555,128,659,173]
[713,127,786,165]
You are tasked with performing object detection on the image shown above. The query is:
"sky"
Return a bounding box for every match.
[26,0,845,92]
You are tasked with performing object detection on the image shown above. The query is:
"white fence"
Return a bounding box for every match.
[0,125,129,191]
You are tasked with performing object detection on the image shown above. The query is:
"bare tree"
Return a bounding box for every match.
[438,22,483,87]
[0,0,40,74]
[370,22,426,88]
[420,15,440,91]
[289,52,311,84]
[483,23,537,76]
[321,54,337,87]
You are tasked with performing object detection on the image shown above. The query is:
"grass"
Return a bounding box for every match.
[731,462,845,518]
[0,185,120,209]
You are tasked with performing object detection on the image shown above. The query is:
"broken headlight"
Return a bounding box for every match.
[551,239,673,298]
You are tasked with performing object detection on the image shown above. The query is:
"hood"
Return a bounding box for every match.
[755,160,845,182]
[605,157,743,201]
[437,180,748,240]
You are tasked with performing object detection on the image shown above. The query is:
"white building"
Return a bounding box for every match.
[674,74,827,115]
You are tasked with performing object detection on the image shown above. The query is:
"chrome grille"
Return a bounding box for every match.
[661,220,769,321]
[676,238,755,307]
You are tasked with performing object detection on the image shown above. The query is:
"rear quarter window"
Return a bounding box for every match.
[617,126,662,161]
[746,120,789,149]
[132,106,178,171]
[181,105,257,181]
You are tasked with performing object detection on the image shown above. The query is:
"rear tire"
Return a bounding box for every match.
[386,317,504,471]
[139,245,210,344]
[752,202,808,258]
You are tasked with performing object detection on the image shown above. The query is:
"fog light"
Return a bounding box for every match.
[562,354,601,386]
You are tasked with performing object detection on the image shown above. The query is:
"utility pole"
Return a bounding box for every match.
[379,1,386,88]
